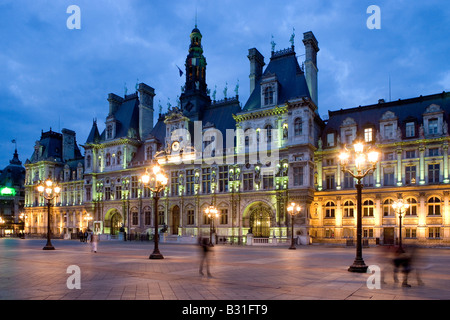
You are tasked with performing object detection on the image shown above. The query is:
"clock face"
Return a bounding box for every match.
[171,141,180,152]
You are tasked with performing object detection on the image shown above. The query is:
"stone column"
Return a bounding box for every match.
[419,145,425,185]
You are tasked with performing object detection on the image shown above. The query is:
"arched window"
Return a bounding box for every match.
[294,118,302,136]
[343,200,354,217]
[105,153,111,167]
[383,199,395,216]
[116,151,122,165]
[428,197,441,215]
[265,125,273,144]
[325,201,335,218]
[363,200,374,217]
[405,197,417,215]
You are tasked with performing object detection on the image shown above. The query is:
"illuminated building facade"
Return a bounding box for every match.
[313,92,450,246]
[22,25,450,246]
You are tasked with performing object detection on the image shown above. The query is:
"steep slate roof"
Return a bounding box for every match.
[86,120,100,144]
[243,47,311,112]
[98,93,141,142]
[322,91,450,141]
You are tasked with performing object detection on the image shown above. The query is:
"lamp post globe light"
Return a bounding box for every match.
[339,141,379,273]
[37,178,61,250]
[204,204,219,246]
[287,202,301,250]
[141,161,168,259]
[392,199,409,253]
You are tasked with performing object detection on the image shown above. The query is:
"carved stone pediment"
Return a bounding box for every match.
[380,111,397,121]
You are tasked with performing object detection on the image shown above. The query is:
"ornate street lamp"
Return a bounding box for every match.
[339,141,379,273]
[141,161,168,259]
[204,204,219,246]
[392,199,409,253]
[37,178,61,250]
[287,202,301,250]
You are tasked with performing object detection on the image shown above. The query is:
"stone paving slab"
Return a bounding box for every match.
[1,238,449,306]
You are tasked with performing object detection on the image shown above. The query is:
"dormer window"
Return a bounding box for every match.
[383,124,394,139]
[428,118,438,135]
[364,128,373,142]
[106,125,113,139]
[405,122,415,138]
[326,133,335,147]
[264,86,274,105]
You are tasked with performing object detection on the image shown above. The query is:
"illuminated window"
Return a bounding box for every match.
[325,201,335,218]
[428,197,441,215]
[405,198,417,215]
[405,165,416,185]
[343,200,354,217]
[220,209,228,224]
[363,200,374,216]
[383,199,394,216]
[364,128,373,142]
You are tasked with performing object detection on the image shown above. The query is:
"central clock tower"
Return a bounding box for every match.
[180,25,211,120]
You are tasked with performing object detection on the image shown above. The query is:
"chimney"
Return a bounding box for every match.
[62,128,76,161]
[137,83,155,140]
[247,48,265,95]
[303,31,319,108]
[108,93,123,116]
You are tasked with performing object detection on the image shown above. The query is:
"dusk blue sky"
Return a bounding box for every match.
[0,0,449,167]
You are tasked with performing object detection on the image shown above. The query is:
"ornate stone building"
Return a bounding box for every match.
[23,25,450,246]
[313,92,450,246]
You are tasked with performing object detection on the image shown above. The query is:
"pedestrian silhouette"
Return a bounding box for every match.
[199,237,212,277]
[91,232,99,253]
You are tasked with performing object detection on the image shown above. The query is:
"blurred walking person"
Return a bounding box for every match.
[91,232,99,253]
[199,237,212,277]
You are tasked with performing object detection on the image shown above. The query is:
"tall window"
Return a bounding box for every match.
[115,185,122,200]
[428,197,441,215]
[218,166,228,192]
[220,209,228,224]
[187,209,195,225]
[294,118,302,136]
[202,168,211,194]
[106,153,111,167]
[343,200,354,217]
[325,174,335,190]
[428,118,438,135]
[383,199,394,216]
[428,164,440,184]
[185,170,195,195]
[326,133,334,147]
[264,86,274,105]
[364,128,373,142]
[405,122,415,138]
[171,171,179,196]
[86,155,91,169]
[131,176,139,198]
[243,173,253,191]
[384,124,394,139]
[405,198,417,215]
[158,210,165,225]
[104,187,111,201]
[363,200,374,217]
[363,172,374,187]
[263,174,274,190]
[265,125,273,145]
[383,167,395,186]
[405,165,416,184]
[344,129,353,144]
[343,171,354,189]
[144,208,151,225]
[132,210,139,225]
[325,201,335,218]
[405,150,416,159]
[106,125,113,139]
[293,166,304,186]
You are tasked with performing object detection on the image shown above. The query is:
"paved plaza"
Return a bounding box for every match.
[0,238,449,302]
